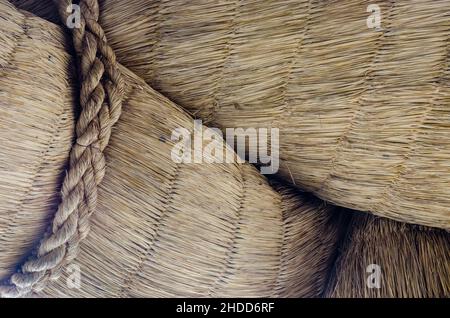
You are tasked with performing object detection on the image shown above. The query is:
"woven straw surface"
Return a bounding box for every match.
[0,1,345,297]
[12,0,450,229]
[325,213,450,297]
[0,2,75,280]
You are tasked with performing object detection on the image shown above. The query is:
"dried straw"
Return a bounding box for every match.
[325,213,450,297]
[12,0,449,229]
[0,1,76,280]
[1,0,126,298]
[8,0,58,23]
[0,1,346,297]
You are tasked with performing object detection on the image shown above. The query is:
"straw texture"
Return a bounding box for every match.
[325,213,450,297]
[0,1,345,297]
[8,0,58,23]
[1,0,126,297]
[12,0,450,229]
[0,0,76,281]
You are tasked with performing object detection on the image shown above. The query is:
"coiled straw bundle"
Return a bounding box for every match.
[12,0,450,229]
[325,213,450,297]
[5,1,450,297]
[0,0,346,297]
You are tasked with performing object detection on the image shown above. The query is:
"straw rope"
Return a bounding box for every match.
[42,0,446,229]
[0,0,123,297]
[1,1,347,297]
[4,0,449,297]
[10,0,450,231]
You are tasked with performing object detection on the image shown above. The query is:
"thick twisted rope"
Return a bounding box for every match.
[0,0,124,297]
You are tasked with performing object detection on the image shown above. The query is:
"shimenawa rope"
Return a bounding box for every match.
[0,0,123,297]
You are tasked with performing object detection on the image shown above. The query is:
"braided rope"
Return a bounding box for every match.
[0,0,124,297]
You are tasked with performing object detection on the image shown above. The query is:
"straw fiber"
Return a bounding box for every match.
[0,1,345,297]
[1,0,127,297]
[12,0,450,229]
[0,1,76,281]
[325,213,450,297]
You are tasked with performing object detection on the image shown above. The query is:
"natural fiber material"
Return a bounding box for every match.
[0,1,345,297]
[8,0,58,23]
[0,0,75,283]
[37,159,345,297]
[325,213,450,297]
[13,0,450,228]
[1,0,124,297]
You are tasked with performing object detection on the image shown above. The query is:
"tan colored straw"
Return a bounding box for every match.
[325,213,450,297]
[6,0,450,298]
[0,0,124,297]
[0,1,346,297]
[12,0,450,229]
